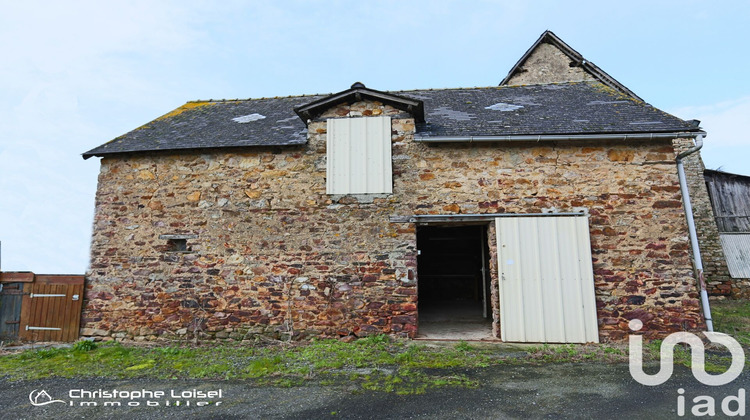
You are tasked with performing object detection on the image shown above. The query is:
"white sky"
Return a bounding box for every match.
[1,0,748,273]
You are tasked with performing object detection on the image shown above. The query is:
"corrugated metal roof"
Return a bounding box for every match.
[720,233,750,278]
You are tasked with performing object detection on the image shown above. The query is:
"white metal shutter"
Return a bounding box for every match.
[496,216,599,343]
[720,233,750,278]
[326,116,392,194]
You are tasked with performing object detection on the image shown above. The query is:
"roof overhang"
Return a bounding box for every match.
[294,82,425,124]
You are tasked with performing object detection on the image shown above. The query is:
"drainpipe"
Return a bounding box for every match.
[675,134,713,332]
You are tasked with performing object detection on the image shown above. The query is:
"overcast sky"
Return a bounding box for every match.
[1,1,749,273]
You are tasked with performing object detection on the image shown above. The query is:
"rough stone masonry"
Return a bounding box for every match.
[82,99,705,343]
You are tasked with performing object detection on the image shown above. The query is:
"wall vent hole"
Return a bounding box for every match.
[167,239,188,252]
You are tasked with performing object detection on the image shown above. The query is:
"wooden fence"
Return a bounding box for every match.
[705,169,750,233]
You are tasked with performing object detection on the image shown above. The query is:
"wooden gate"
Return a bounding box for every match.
[0,272,33,342]
[0,273,84,342]
[1,283,24,341]
[0,282,24,340]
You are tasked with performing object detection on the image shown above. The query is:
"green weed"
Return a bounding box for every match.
[454,341,474,352]
[73,340,98,352]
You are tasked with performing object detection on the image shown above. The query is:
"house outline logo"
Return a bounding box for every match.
[29,389,66,406]
[628,319,746,386]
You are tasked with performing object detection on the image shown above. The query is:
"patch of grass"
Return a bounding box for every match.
[603,346,625,356]
[395,343,492,369]
[645,334,747,374]
[9,317,746,394]
[288,335,397,371]
[0,336,495,394]
[454,341,474,352]
[359,369,477,395]
[711,299,750,348]
[525,343,629,363]
[125,360,155,371]
[245,355,284,378]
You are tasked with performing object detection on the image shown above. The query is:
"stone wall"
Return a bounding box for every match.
[83,100,705,342]
[672,138,744,297]
[503,42,595,86]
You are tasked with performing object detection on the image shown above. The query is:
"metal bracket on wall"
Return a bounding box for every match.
[29,293,66,298]
[25,326,62,331]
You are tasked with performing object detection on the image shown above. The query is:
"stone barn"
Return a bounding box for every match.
[81,31,710,343]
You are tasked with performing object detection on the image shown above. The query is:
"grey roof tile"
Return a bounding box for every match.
[407,82,695,138]
[83,95,324,158]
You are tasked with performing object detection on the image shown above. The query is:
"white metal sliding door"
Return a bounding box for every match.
[496,216,599,343]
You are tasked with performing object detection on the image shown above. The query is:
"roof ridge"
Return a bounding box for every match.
[186,92,328,103]
[395,81,607,93]
[390,86,495,93]
[184,81,609,104]
[186,87,495,103]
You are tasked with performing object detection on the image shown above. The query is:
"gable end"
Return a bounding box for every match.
[500,30,643,101]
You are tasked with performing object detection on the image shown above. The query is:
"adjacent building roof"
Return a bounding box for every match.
[82,81,699,159]
[705,169,750,182]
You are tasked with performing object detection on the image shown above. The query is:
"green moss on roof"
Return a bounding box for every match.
[130,101,217,133]
[590,82,643,104]
[154,101,216,122]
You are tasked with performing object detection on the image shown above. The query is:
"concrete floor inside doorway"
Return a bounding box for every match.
[416,300,496,341]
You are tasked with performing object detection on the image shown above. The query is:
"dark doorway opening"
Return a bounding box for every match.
[417,224,493,340]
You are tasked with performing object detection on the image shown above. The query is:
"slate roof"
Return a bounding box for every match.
[82,81,699,159]
[412,82,696,138]
[83,95,321,159]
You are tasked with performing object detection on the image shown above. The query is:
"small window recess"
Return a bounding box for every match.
[159,234,197,253]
